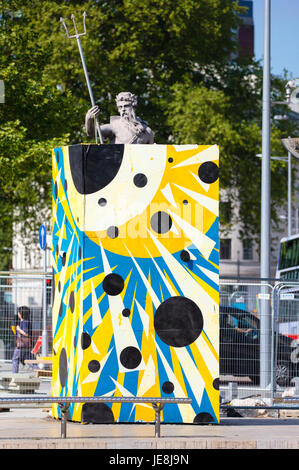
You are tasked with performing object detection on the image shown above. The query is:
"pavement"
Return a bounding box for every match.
[2,408,299,450]
[1,372,299,450]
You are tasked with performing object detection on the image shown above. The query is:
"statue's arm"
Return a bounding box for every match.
[85,107,114,140]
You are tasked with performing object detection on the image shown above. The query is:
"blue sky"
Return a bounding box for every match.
[252,0,299,79]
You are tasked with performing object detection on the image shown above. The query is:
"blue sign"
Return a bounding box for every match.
[39,224,47,250]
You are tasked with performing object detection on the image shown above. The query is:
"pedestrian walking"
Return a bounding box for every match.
[12,306,32,373]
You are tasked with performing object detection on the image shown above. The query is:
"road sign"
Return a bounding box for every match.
[39,224,47,250]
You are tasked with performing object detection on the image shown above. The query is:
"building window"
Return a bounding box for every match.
[243,239,253,260]
[220,239,231,260]
[221,201,232,225]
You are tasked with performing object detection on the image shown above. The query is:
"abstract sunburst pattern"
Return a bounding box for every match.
[51,144,219,424]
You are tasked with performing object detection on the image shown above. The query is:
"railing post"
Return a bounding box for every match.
[58,403,70,438]
[152,403,164,438]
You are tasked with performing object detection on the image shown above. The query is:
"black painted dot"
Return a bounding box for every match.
[98,198,107,207]
[58,301,63,317]
[213,378,219,390]
[56,244,59,256]
[162,381,174,394]
[107,226,119,239]
[103,273,124,296]
[88,360,101,373]
[82,403,114,424]
[150,211,172,234]
[81,332,91,350]
[54,181,58,199]
[56,150,60,163]
[73,336,77,349]
[58,280,61,292]
[64,179,68,191]
[198,161,219,184]
[180,250,190,262]
[61,252,66,266]
[193,412,214,424]
[168,157,173,163]
[154,296,203,347]
[59,348,67,388]
[133,173,147,188]
[78,246,82,259]
[69,291,75,313]
[120,346,142,369]
[122,308,130,317]
[183,199,188,205]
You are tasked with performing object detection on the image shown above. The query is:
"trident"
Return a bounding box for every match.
[60,12,103,144]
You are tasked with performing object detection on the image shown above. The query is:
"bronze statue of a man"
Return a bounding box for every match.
[85,92,154,144]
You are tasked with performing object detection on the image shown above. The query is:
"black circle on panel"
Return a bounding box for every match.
[58,301,63,317]
[168,157,173,163]
[107,226,119,239]
[88,360,101,373]
[78,247,82,259]
[150,211,172,234]
[180,250,190,262]
[98,198,107,207]
[73,336,77,349]
[213,378,219,390]
[58,281,61,292]
[198,161,219,184]
[61,252,66,266]
[64,179,68,191]
[120,346,142,369]
[69,291,75,313]
[133,173,147,188]
[122,308,130,317]
[193,412,214,424]
[81,403,114,424]
[183,199,188,205]
[81,332,91,350]
[162,381,174,394]
[56,151,60,163]
[59,348,67,388]
[103,273,124,296]
[54,181,58,200]
[154,296,203,347]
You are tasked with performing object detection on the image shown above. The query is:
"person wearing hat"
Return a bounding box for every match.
[85,92,154,144]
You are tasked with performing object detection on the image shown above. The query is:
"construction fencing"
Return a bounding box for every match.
[0,273,299,407]
[0,273,52,365]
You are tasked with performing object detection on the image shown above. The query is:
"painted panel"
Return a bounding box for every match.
[51,144,219,424]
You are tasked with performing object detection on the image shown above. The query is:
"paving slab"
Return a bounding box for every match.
[0,407,299,449]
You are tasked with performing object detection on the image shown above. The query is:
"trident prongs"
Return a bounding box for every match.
[60,12,87,39]
[60,12,103,144]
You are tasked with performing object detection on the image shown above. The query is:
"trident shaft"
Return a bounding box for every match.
[60,12,103,144]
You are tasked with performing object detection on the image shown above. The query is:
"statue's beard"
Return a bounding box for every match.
[121,109,137,122]
[122,109,144,136]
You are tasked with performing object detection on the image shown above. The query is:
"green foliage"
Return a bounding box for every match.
[166,60,299,243]
[0,0,296,268]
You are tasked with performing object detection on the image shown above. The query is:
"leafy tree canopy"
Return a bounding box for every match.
[0,0,296,268]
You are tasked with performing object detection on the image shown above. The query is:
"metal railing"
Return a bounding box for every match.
[0,396,192,438]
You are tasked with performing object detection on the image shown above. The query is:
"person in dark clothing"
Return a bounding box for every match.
[12,306,32,373]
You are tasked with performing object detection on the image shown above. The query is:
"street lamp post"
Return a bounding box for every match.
[260,0,272,390]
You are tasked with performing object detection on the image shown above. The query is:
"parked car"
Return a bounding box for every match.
[220,305,299,386]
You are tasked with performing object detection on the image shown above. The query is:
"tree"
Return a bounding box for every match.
[166,59,299,244]
[1,0,293,267]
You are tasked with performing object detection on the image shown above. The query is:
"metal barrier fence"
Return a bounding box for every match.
[0,273,52,370]
[0,272,299,409]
